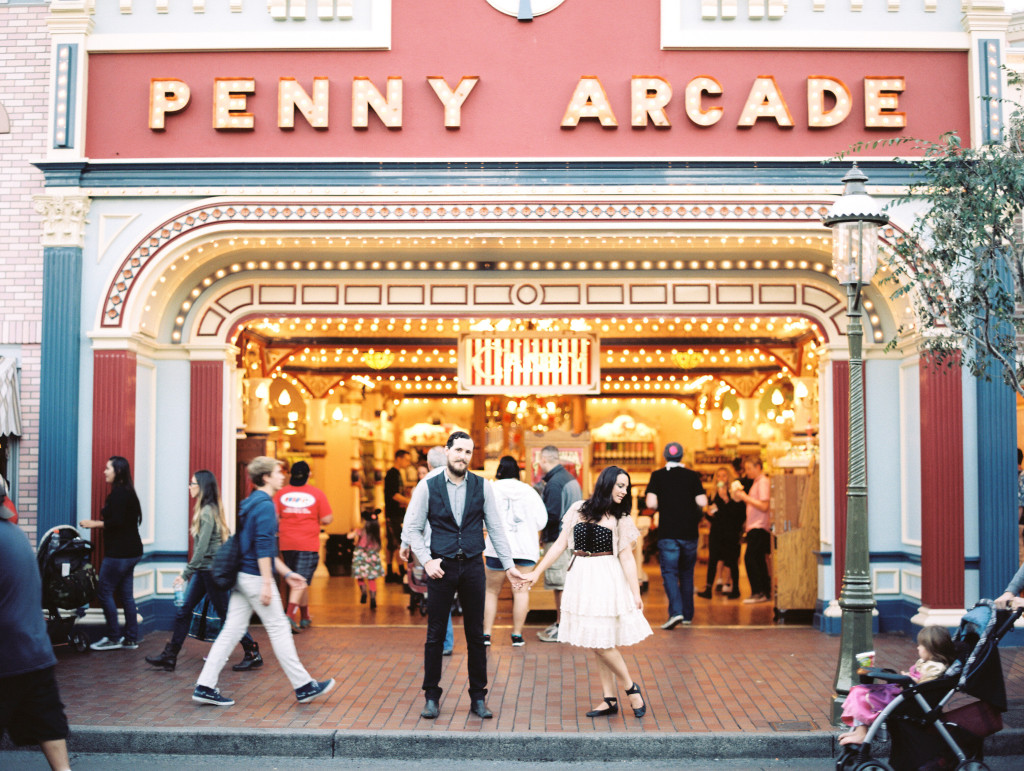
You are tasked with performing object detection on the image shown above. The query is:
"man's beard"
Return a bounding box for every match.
[447,458,467,479]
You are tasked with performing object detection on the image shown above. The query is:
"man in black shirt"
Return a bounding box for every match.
[645,442,708,630]
[384,450,412,581]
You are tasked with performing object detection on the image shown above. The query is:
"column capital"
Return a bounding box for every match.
[47,1,96,37]
[33,193,90,248]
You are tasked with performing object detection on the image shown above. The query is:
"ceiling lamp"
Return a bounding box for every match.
[672,351,704,369]
[278,388,291,406]
[362,351,396,370]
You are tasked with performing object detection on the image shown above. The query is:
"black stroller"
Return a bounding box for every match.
[36,525,98,653]
[837,599,1022,771]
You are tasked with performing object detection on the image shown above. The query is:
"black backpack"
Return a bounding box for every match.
[210,505,249,591]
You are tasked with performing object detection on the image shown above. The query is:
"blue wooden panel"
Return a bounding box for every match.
[36,159,921,189]
[976,374,1018,599]
[38,246,82,536]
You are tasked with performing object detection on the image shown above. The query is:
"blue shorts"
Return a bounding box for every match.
[280,550,319,584]
[484,557,536,571]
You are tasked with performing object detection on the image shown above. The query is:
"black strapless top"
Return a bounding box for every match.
[573,521,614,553]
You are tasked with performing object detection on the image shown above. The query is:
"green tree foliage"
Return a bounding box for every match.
[839,79,1024,397]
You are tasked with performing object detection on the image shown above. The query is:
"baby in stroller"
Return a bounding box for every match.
[836,600,1021,771]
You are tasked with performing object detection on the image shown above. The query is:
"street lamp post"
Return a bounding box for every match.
[822,164,889,723]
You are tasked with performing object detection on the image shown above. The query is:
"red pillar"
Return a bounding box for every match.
[831,360,850,588]
[189,360,224,537]
[919,355,964,609]
[91,350,137,565]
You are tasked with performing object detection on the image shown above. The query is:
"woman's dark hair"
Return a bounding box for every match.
[579,465,631,522]
[108,456,134,488]
[361,508,381,549]
[193,469,221,510]
[495,456,521,481]
[108,455,142,526]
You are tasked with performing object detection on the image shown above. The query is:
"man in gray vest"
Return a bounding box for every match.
[404,431,525,720]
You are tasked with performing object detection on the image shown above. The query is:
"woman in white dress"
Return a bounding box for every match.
[524,466,653,718]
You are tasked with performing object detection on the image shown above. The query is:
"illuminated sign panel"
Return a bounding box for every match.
[458,333,599,395]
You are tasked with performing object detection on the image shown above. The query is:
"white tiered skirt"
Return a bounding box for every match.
[558,554,653,649]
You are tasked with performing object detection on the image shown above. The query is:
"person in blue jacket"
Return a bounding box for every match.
[191,456,335,707]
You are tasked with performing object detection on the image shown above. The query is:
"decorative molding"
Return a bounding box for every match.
[100,196,846,328]
[47,0,96,36]
[33,194,90,248]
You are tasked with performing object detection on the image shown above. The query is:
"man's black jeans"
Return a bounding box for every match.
[422,555,487,701]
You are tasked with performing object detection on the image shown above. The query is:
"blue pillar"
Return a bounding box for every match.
[38,245,82,535]
[976,374,1018,599]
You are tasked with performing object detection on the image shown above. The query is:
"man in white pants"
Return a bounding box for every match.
[192,456,334,707]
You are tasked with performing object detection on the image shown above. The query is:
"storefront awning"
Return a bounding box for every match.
[0,357,22,437]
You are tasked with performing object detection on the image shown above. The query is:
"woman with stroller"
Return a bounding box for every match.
[80,456,144,651]
[523,466,653,718]
[483,456,547,648]
[839,625,957,746]
[145,470,262,672]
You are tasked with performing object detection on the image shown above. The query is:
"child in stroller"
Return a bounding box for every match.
[836,600,1022,771]
[839,626,957,747]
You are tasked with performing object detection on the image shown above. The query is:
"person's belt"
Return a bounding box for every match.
[432,552,473,560]
[572,550,613,557]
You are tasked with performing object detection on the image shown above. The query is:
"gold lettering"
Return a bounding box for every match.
[684,76,723,127]
[149,78,191,130]
[213,78,255,130]
[561,76,618,128]
[807,76,851,128]
[864,77,906,129]
[278,77,329,129]
[426,76,479,128]
[631,76,672,128]
[737,75,793,128]
[352,76,403,129]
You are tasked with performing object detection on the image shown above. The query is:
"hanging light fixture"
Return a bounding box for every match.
[362,350,395,370]
[278,388,291,406]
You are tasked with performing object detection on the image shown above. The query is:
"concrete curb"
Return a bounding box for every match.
[59,726,1024,761]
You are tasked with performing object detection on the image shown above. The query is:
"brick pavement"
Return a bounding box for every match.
[52,624,1024,735]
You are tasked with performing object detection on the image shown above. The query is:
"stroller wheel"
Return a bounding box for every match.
[71,632,89,653]
[852,761,893,771]
[954,762,989,771]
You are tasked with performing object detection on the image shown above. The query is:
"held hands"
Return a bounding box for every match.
[506,565,531,591]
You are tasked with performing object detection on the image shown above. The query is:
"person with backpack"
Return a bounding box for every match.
[145,469,261,672]
[191,456,335,707]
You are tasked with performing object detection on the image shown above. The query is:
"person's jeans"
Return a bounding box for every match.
[658,538,698,621]
[444,610,454,652]
[423,556,486,702]
[97,556,141,641]
[169,571,255,651]
[744,528,772,598]
[197,572,313,692]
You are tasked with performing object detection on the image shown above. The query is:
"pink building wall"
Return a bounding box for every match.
[0,5,50,540]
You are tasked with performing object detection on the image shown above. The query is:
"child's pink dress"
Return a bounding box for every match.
[841,659,948,727]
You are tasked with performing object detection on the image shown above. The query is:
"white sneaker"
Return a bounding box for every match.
[537,623,559,642]
[661,615,685,630]
[742,594,771,604]
[90,636,123,651]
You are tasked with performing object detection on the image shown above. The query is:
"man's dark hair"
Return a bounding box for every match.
[395,449,410,461]
[446,430,471,448]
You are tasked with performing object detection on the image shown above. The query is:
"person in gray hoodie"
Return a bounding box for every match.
[483,456,548,647]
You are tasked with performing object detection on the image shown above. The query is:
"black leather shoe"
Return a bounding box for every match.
[469,699,493,719]
[420,699,440,719]
[232,643,263,672]
[625,682,647,718]
[696,588,713,599]
[585,697,618,717]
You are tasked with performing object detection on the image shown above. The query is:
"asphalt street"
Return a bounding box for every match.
[3,755,1024,770]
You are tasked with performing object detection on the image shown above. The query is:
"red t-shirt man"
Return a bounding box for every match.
[273,461,333,630]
